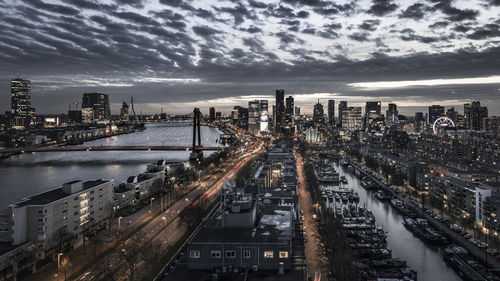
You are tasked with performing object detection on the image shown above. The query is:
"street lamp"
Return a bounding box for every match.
[150,197,155,210]
[118,216,123,228]
[57,253,63,270]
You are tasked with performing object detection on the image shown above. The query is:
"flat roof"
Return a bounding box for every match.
[12,180,110,207]
[190,205,292,245]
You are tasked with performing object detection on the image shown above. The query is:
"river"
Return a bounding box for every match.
[0,123,222,208]
[330,162,462,281]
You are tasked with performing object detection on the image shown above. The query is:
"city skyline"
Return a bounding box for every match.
[1,0,500,114]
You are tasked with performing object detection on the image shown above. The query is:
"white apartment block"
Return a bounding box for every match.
[3,180,113,249]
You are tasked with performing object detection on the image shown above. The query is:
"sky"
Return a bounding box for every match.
[0,0,499,116]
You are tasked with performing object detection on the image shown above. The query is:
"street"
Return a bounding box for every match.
[296,154,327,280]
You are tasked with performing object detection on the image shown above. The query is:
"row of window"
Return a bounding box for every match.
[190,250,288,259]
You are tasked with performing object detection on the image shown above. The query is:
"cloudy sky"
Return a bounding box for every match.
[0,0,499,116]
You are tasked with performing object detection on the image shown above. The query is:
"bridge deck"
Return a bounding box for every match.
[0,145,222,153]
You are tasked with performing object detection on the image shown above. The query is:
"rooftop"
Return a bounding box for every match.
[12,180,110,208]
[190,205,292,245]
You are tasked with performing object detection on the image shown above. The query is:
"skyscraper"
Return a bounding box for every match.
[342,107,363,131]
[120,101,129,122]
[365,101,381,129]
[467,101,488,131]
[295,106,300,117]
[275,89,285,132]
[365,101,381,116]
[209,107,216,122]
[338,101,347,127]
[427,105,444,125]
[285,96,294,127]
[10,78,31,129]
[82,93,110,122]
[328,100,335,126]
[386,103,398,124]
[260,100,269,132]
[445,107,458,124]
[414,112,425,132]
[313,100,324,130]
[248,100,260,132]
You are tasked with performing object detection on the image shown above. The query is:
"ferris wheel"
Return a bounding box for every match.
[433,116,455,134]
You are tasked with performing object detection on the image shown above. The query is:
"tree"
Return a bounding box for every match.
[87,232,104,258]
[115,235,144,281]
[53,227,70,252]
[98,256,117,281]
[151,178,163,196]
[143,239,166,274]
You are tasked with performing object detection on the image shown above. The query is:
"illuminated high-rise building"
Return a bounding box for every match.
[275,89,285,132]
[10,78,31,129]
[82,92,110,122]
[260,100,269,132]
[342,107,363,131]
[248,100,260,132]
[313,100,324,130]
[427,105,444,125]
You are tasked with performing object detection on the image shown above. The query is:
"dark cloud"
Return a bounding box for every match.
[247,0,267,9]
[214,4,257,26]
[368,0,399,17]
[159,0,185,7]
[238,26,262,33]
[398,28,451,43]
[115,0,144,9]
[453,24,471,33]
[22,0,80,16]
[275,31,305,45]
[429,21,449,29]
[242,37,265,53]
[486,0,500,6]
[301,28,316,34]
[429,0,479,21]
[399,3,430,20]
[359,19,380,32]
[467,24,500,40]
[297,10,309,18]
[192,25,220,37]
[349,32,370,42]
[63,0,101,10]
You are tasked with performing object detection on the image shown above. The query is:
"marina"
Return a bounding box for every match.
[309,152,462,281]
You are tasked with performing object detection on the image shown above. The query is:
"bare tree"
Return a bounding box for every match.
[98,256,117,281]
[53,227,70,252]
[143,239,166,274]
[87,232,104,258]
[115,235,144,281]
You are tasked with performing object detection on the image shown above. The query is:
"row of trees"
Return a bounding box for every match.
[303,162,358,281]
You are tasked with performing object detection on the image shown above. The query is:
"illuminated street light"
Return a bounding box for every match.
[118,216,123,228]
[57,253,63,270]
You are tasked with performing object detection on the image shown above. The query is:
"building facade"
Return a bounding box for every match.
[10,79,32,129]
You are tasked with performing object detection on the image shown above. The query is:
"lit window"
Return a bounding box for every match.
[243,250,251,258]
[226,250,236,258]
[211,250,221,258]
[264,251,273,258]
[190,250,200,259]
[279,251,289,258]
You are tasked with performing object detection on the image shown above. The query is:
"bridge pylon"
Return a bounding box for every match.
[190,108,203,160]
